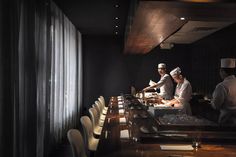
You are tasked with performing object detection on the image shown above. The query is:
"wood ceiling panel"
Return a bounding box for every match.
[124,2,186,54]
[124,1,236,54]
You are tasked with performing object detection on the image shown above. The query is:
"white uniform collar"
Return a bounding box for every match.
[224,75,235,81]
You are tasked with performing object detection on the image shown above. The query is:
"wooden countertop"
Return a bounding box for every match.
[94,96,236,157]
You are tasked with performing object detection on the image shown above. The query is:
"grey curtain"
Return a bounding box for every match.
[50,1,80,144]
[35,1,51,157]
[0,0,83,157]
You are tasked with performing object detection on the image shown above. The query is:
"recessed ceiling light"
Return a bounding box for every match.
[115,17,119,20]
[115,25,119,28]
[180,17,185,20]
[115,31,118,35]
[115,4,119,8]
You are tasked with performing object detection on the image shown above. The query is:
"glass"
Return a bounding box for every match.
[125,111,129,124]
[192,132,202,149]
[105,129,111,139]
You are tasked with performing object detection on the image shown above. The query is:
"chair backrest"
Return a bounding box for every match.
[67,129,87,157]
[99,96,106,107]
[131,86,136,96]
[80,116,94,147]
[98,97,105,109]
[95,101,103,114]
[89,107,99,128]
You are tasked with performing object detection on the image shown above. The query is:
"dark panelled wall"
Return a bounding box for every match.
[83,35,131,112]
[189,23,236,96]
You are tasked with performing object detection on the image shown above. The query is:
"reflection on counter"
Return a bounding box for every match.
[130,92,235,128]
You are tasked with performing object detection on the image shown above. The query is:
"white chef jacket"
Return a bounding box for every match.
[211,75,236,124]
[156,74,173,100]
[174,78,192,115]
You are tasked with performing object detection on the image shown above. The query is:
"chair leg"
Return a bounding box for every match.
[89,151,95,157]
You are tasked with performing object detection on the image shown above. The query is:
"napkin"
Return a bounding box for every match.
[153,104,167,108]
[119,117,127,124]
[140,126,149,134]
[100,115,106,121]
[160,145,193,151]
[140,126,158,134]
[140,114,148,118]
[117,96,123,99]
[119,109,125,114]
[118,101,123,105]
[149,80,156,86]
[120,130,129,139]
[118,104,124,108]
[149,80,157,90]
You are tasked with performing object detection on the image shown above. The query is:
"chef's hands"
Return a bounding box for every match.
[162,100,175,107]
[164,101,173,107]
[161,99,167,104]
[142,87,150,92]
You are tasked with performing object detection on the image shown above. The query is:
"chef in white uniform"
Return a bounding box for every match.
[143,63,173,100]
[164,67,192,115]
[211,58,236,124]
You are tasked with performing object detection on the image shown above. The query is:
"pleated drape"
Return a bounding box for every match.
[0,0,83,157]
[50,1,80,144]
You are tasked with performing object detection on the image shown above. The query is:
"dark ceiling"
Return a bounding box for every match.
[53,0,130,36]
[53,0,236,54]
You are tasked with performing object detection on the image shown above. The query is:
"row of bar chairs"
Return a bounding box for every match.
[67,96,108,157]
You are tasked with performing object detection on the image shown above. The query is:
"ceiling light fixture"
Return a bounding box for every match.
[115,31,118,35]
[115,4,119,8]
[115,25,119,28]
[180,17,185,20]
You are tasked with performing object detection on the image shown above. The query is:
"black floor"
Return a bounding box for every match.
[49,142,73,157]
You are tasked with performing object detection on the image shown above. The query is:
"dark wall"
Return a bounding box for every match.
[83,35,131,112]
[189,23,236,96]
[0,1,14,156]
[0,0,3,154]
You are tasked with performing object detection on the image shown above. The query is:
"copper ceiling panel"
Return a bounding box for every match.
[124,2,186,54]
[124,1,236,54]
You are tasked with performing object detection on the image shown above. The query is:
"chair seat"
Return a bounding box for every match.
[100,114,106,121]
[104,107,108,110]
[98,120,104,127]
[102,109,107,115]
[80,116,99,153]
[88,137,99,151]
[94,125,102,135]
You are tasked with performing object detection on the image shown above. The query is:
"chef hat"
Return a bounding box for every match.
[170,67,181,76]
[221,58,236,68]
[158,63,166,69]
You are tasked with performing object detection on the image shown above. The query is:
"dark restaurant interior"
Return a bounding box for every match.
[1,0,236,157]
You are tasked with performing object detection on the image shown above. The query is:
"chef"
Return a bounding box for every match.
[143,63,173,100]
[164,67,192,115]
[211,58,236,124]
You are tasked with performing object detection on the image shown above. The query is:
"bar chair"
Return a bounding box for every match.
[89,107,103,136]
[98,96,108,111]
[95,100,107,115]
[67,129,87,157]
[92,104,104,127]
[80,116,99,151]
